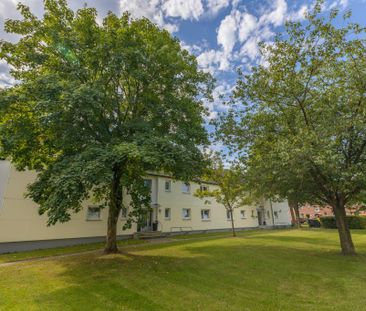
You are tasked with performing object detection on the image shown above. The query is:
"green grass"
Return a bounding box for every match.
[1,229,366,311]
[0,239,146,264]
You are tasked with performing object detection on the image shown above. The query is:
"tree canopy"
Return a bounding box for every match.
[217,1,366,255]
[0,0,213,252]
[195,154,248,236]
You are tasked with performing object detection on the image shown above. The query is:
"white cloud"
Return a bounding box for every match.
[205,0,231,16]
[217,10,241,54]
[203,81,233,120]
[197,49,229,73]
[119,0,179,32]
[163,0,204,20]
[238,13,257,42]
[259,0,288,27]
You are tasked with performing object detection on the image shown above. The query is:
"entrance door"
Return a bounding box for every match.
[138,210,153,232]
[257,210,265,225]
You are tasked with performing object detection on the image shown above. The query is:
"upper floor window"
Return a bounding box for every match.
[182,182,190,194]
[87,206,101,221]
[144,179,152,190]
[165,180,171,192]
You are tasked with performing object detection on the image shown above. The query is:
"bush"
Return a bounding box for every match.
[320,216,366,229]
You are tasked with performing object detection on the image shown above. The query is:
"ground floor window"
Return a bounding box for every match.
[201,209,210,220]
[226,210,232,220]
[182,208,191,219]
[165,208,171,219]
[121,207,128,219]
[266,210,270,218]
[274,211,279,219]
[87,206,101,221]
[240,210,246,219]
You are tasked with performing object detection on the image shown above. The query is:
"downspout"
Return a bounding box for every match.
[269,199,275,227]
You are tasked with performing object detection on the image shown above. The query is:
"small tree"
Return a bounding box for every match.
[0,1,213,253]
[195,155,248,237]
[217,1,366,255]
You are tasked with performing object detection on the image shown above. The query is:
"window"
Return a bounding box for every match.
[240,210,246,219]
[274,211,279,219]
[251,210,255,217]
[121,207,128,219]
[144,179,152,190]
[165,180,171,192]
[201,209,210,220]
[266,210,270,218]
[182,208,191,219]
[87,206,101,221]
[200,185,209,192]
[182,182,190,193]
[227,210,232,220]
[164,208,171,219]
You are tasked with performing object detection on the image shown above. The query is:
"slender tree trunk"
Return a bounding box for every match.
[104,164,123,254]
[230,209,236,237]
[332,196,356,256]
[288,200,300,228]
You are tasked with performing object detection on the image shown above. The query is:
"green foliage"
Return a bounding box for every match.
[0,0,213,231]
[218,0,366,211]
[217,0,366,253]
[194,154,249,212]
[321,216,366,229]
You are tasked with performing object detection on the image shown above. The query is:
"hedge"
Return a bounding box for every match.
[320,216,366,229]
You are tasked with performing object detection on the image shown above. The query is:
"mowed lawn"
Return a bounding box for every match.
[1,229,366,311]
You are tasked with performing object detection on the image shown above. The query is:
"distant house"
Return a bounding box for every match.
[299,203,366,219]
[0,160,291,253]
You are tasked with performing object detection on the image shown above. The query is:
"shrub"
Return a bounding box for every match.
[320,216,366,229]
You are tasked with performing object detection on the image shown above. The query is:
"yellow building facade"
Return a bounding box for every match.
[0,160,291,252]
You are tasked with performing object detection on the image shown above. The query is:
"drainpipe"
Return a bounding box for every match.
[269,199,275,227]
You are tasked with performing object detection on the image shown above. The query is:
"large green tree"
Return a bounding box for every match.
[0,1,213,253]
[218,2,366,255]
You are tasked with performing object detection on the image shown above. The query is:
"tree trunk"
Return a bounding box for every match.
[288,200,300,228]
[104,164,123,254]
[332,196,356,256]
[230,209,236,237]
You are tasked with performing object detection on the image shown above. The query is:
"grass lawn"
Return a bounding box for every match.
[1,229,366,311]
[0,239,146,264]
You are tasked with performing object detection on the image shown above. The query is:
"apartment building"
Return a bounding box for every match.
[0,160,291,253]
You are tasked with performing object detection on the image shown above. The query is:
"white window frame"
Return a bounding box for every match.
[182,182,190,194]
[182,208,191,220]
[240,210,246,219]
[226,210,232,220]
[165,180,171,192]
[201,209,211,221]
[164,208,171,220]
[87,206,102,221]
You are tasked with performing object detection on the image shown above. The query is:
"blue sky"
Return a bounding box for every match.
[0,0,365,130]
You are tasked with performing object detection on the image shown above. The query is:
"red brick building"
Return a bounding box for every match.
[299,204,366,219]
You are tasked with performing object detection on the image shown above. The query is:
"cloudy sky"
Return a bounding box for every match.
[0,0,365,124]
